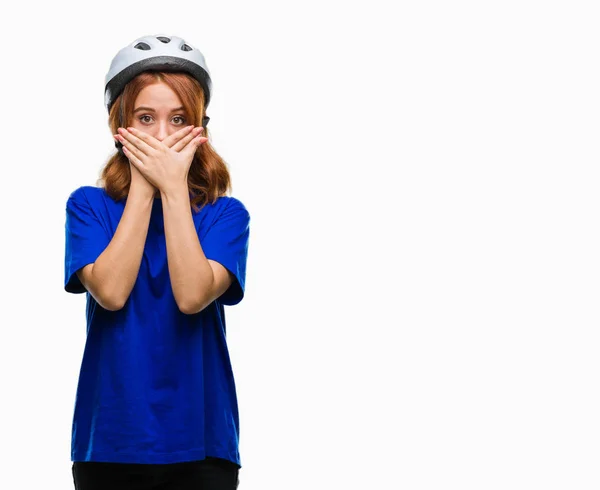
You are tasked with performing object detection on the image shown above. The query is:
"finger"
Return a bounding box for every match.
[116,134,145,161]
[172,127,203,152]
[183,135,208,157]
[120,127,159,154]
[122,145,145,170]
[163,125,194,148]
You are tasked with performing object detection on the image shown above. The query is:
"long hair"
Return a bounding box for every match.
[97,71,232,213]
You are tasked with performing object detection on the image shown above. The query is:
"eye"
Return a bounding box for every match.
[138,115,186,125]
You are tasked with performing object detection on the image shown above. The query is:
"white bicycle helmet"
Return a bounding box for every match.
[105,34,212,153]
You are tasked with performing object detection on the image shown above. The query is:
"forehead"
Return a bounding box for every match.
[134,82,183,109]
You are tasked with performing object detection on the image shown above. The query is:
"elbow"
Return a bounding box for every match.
[177,297,207,315]
[101,299,125,312]
[85,267,129,311]
[178,302,199,315]
[87,290,124,312]
[104,299,126,312]
[99,291,127,312]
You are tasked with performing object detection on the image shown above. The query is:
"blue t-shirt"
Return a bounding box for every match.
[64,185,250,467]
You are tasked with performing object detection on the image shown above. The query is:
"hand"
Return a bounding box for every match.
[130,156,157,199]
[114,125,201,199]
[115,125,208,197]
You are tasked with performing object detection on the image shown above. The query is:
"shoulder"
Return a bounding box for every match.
[66,185,105,206]
[65,187,114,222]
[198,196,250,236]
[216,196,250,219]
[198,195,250,220]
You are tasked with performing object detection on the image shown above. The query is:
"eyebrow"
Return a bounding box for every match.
[133,106,185,113]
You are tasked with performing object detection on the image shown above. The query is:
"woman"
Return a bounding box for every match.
[64,34,250,490]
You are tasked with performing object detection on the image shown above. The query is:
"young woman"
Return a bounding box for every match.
[64,34,250,490]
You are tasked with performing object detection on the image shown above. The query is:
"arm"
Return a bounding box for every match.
[161,184,233,314]
[81,187,153,310]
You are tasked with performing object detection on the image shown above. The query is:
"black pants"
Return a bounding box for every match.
[72,457,240,490]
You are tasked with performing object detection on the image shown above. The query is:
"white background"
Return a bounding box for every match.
[1,1,599,489]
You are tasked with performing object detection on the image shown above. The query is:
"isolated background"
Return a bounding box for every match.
[1,1,599,489]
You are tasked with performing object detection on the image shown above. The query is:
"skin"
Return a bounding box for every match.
[108,81,234,314]
[113,82,208,198]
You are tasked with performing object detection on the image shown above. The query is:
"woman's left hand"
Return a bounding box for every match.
[117,125,208,197]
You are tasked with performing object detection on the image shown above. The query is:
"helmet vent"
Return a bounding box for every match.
[157,36,171,43]
[181,43,192,52]
[134,42,151,50]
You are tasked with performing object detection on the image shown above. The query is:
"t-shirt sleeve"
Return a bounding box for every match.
[201,198,251,306]
[64,188,112,294]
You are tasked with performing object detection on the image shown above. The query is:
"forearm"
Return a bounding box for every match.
[161,184,214,313]
[92,187,153,309]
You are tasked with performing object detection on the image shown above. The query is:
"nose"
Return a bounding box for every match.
[155,122,169,142]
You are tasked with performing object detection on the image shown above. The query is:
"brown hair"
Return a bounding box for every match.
[97,71,232,213]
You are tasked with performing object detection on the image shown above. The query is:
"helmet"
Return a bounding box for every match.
[104,34,212,154]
